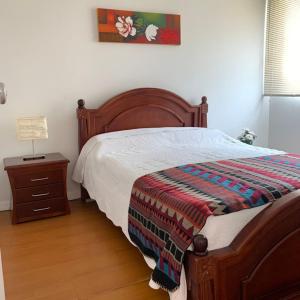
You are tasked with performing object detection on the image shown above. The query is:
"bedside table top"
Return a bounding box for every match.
[3,152,69,170]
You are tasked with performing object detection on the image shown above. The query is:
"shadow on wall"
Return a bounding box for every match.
[269,97,300,152]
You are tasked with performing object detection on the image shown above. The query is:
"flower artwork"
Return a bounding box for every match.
[115,16,137,38]
[145,24,159,42]
[98,9,181,45]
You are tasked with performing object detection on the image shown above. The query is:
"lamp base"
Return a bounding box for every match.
[23,154,46,161]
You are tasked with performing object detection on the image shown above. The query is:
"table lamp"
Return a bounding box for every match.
[16,116,48,161]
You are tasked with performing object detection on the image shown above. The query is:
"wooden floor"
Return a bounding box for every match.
[0,201,168,300]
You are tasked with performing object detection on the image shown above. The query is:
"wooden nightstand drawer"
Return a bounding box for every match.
[15,183,64,204]
[14,170,63,188]
[4,153,70,224]
[16,198,66,223]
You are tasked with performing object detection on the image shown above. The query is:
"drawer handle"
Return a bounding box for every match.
[33,207,51,212]
[32,192,50,197]
[31,177,49,182]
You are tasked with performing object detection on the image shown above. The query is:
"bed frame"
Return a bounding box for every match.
[77,88,300,300]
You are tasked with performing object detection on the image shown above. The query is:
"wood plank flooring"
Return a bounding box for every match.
[0,200,168,300]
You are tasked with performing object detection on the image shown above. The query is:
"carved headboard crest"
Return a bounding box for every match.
[77,88,208,151]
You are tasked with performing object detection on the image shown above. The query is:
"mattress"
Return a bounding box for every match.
[72,127,284,300]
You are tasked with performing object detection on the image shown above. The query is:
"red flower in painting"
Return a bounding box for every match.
[115,16,137,38]
[159,28,180,45]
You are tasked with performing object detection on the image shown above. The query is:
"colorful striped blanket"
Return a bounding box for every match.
[128,154,300,291]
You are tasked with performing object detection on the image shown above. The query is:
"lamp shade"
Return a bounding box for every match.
[16,116,48,141]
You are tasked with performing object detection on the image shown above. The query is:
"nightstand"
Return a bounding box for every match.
[3,153,70,224]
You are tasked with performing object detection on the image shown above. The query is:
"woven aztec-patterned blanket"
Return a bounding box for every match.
[128,153,300,291]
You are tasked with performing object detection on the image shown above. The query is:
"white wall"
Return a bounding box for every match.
[269,98,300,152]
[0,0,267,210]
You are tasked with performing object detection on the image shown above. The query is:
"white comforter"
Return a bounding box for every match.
[73,127,284,300]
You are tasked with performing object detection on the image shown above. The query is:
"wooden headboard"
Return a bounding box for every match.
[77,88,208,151]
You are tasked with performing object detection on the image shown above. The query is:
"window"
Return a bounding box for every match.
[264,0,300,96]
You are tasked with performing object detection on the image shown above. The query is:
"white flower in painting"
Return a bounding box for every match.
[145,24,159,41]
[115,16,137,38]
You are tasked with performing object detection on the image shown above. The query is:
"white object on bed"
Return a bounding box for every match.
[73,127,284,300]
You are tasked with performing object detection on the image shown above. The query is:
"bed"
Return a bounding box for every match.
[74,88,300,300]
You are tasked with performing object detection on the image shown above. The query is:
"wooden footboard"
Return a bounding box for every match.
[186,191,300,300]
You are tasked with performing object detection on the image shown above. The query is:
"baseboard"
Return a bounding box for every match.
[0,201,10,212]
[68,189,80,201]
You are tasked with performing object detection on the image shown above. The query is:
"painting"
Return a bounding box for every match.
[98,8,181,45]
